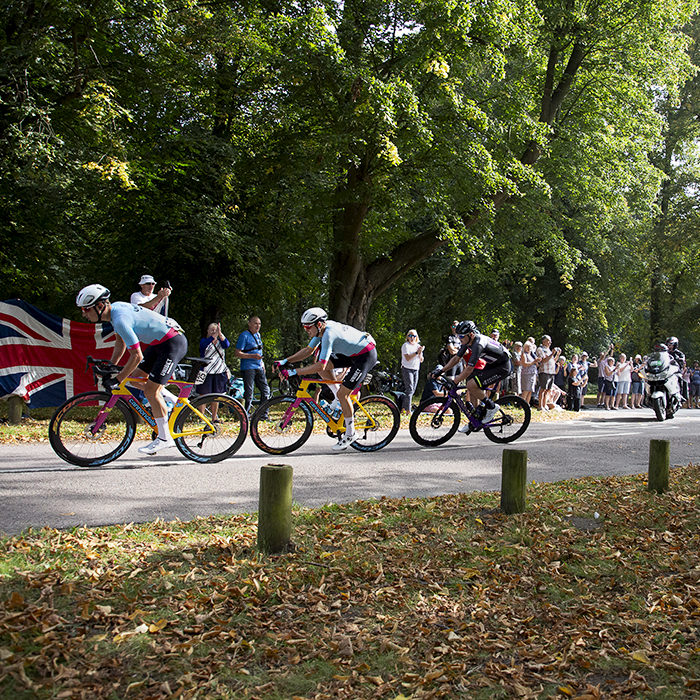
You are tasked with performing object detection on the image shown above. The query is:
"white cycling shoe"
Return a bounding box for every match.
[332,432,358,451]
[482,405,500,424]
[139,437,176,455]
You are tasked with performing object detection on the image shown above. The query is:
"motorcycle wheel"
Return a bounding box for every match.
[652,395,666,422]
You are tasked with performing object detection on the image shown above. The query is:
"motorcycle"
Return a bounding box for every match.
[644,344,683,421]
[366,362,405,405]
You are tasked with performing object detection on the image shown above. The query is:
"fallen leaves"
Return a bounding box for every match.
[2,469,700,698]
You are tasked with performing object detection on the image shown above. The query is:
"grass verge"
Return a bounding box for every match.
[2,466,700,699]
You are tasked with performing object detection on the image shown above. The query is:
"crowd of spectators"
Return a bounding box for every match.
[410,321,700,414]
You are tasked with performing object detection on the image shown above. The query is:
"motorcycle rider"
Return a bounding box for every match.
[666,336,686,369]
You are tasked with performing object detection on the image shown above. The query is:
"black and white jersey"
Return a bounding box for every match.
[458,333,510,367]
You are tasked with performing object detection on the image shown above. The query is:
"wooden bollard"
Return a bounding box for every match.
[257,464,293,554]
[8,395,24,425]
[501,449,527,514]
[648,439,670,494]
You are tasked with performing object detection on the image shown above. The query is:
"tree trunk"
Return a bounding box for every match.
[328,39,590,329]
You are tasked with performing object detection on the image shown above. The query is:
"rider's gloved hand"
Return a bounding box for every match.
[103,376,120,393]
[431,368,443,379]
[279,367,297,380]
[273,359,288,374]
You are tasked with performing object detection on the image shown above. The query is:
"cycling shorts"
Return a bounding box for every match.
[328,347,378,392]
[139,333,188,385]
[472,360,512,390]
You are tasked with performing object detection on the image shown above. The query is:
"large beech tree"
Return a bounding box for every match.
[258,0,697,328]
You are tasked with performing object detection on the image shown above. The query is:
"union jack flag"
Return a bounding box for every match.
[0,299,115,408]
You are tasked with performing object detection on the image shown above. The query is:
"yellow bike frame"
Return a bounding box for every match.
[110,375,216,439]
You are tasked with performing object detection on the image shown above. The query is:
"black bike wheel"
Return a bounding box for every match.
[250,396,313,455]
[49,392,136,467]
[653,396,666,422]
[483,394,531,444]
[350,395,401,452]
[409,396,461,447]
[268,375,291,397]
[173,394,248,463]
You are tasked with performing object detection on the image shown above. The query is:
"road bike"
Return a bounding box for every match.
[409,376,531,446]
[49,357,248,467]
[249,377,400,455]
[227,371,291,408]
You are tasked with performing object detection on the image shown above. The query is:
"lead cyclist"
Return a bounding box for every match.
[275,307,377,451]
[76,284,188,455]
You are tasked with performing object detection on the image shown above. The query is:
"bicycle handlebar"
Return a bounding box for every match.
[85,356,122,380]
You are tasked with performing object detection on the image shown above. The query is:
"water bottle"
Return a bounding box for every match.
[320,399,331,412]
[330,399,342,420]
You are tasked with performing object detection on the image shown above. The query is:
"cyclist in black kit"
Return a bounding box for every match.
[434,320,512,424]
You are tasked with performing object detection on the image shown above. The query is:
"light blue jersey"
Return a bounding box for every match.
[110,302,182,350]
[309,320,374,362]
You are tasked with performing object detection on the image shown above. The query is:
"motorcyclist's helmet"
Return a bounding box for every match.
[653,342,668,353]
[455,320,478,336]
[301,307,328,326]
[666,336,679,350]
[76,284,110,308]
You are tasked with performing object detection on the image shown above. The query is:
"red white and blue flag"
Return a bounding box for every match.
[0,299,115,408]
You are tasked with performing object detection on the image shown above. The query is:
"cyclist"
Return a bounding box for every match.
[434,320,511,426]
[76,284,188,455]
[275,307,377,451]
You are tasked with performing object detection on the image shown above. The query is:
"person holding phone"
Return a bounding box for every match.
[130,274,171,315]
[198,322,231,421]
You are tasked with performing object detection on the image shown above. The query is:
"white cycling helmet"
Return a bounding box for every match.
[76,284,111,308]
[301,307,327,325]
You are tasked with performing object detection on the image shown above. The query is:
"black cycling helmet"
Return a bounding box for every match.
[455,320,478,336]
[666,336,678,349]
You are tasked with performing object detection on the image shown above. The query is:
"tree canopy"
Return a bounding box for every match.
[2,0,700,362]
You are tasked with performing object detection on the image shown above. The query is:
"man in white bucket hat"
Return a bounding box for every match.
[130,274,171,315]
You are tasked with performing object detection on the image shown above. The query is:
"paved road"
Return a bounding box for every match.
[1,408,699,536]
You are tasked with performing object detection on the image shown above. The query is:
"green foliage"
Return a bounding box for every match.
[2,0,700,359]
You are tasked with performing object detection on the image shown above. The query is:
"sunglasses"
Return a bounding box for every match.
[408,334,417,338]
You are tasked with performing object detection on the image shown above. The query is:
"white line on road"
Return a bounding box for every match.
[517,431,642,444]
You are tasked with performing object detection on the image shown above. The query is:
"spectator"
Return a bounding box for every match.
[198,322,230,421]
[519,339,540,405]
[601,356,618,410]
[445,320,461,347]
[235,316,270,414]
[554,356,568,408]
[579,350,598,408]
[567,353,586,412]
[490,329,500,341]
[420,340,464,404]
[130,274,171,314]
[689,361,700,408]
[595,345,614,407]
[630,354,644,408]
[536,335,561,412]
[511,340,524,396]
[400,329,424,414]
[614,353,633,409]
